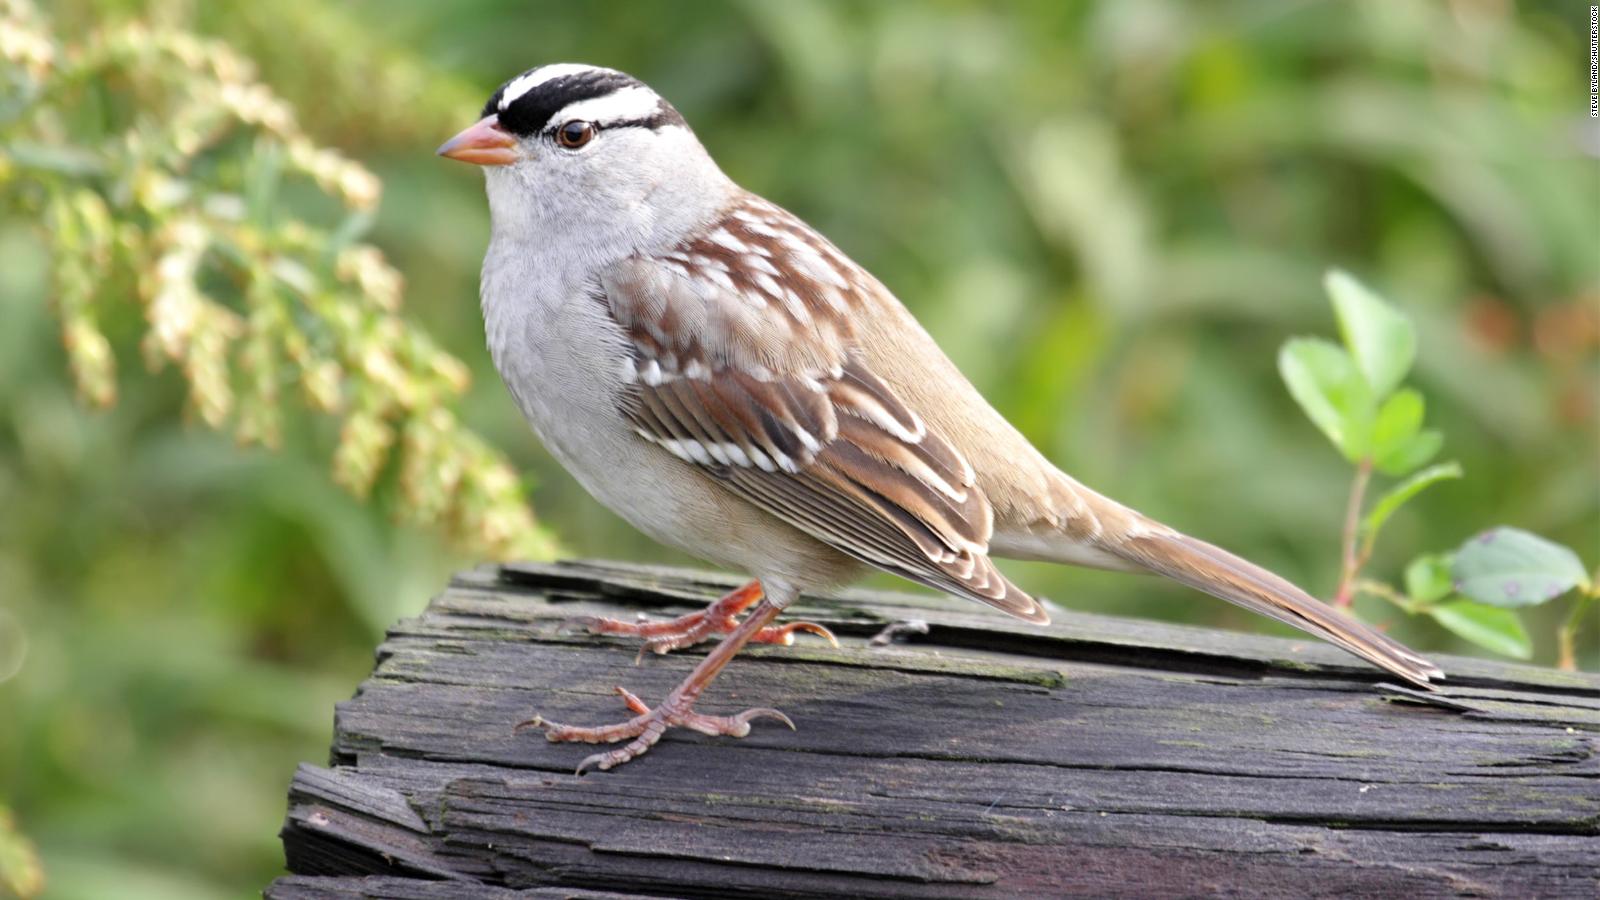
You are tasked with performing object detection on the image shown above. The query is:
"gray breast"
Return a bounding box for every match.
[479,255,733,560]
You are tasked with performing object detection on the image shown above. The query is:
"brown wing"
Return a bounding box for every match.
[598,209,1045,622]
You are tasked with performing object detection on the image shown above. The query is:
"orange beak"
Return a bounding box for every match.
[437,115,518,166]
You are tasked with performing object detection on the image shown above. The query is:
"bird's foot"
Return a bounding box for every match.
[518,686,794,773]
[560,579,837,658]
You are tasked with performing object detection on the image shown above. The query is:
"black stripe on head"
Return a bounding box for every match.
[485,66,686,137]
[604,106,688,132]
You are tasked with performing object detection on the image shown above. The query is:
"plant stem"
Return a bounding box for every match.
[1333,458,1373,608]
[1557,592,1595,672]
[1354,578,1415,614]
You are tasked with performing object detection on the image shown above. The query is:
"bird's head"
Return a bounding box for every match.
[440,64,733,253]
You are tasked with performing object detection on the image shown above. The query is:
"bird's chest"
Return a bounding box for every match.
[482,270,629,473]
[478,255,710,549]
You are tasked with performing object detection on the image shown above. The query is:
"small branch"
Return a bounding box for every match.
[1557,593,1594,672]
[1333,458,1374,608]
[1354,578,1414,614]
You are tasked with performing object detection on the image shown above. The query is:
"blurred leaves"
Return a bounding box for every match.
[1282,270,1444,474]
[0,805,44,899]
[0,0,555,561]
[1278,336,1373,462]
[1362,462,1463,548]
[1353,548,1538,660]
[1360,526,1591,660]
[1452,527,1592,609]
[1281,271,1471,617]
[0,606,24,687]
[1370,390,1441,476]
[1327,269,1416,399]
[1403,554,1454,606]
[0,0,1595,895]
[1394,551,1535,661]
[1278,267,1585,665]
[1426,600,1532,661]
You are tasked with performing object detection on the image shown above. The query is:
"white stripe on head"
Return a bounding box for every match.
[498,63,608,110]
[551,85,664,126]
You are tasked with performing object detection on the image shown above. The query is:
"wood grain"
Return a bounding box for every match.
[268,560,1600,898]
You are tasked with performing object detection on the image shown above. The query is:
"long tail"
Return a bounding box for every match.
[1107,528,1444,689]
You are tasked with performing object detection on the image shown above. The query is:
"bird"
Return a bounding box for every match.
[438,63,1443,773]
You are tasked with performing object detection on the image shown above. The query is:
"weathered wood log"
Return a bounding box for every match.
[267,560,1600,898]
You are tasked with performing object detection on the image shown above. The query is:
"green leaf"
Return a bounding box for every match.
[244,140,284,227]
[1426,601,1532,659]
[1404,553,1455,605]
[1375,429,1442,476]
[1361,461,1463,541]
[1325,269,1416,398]
[1452,527,1591,608]
[3,140,107,177]
[1277,337,1372,461]
[1370,388,1424,475]
[326,209,377,260]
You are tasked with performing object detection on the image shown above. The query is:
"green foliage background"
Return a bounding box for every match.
[2,0,1596,895]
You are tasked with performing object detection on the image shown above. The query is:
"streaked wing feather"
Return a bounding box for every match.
[599,222,1044,623]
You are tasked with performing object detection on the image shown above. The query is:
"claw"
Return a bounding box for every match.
[735,707,796,731]
[531,687,794,772]
[612,685,651,715]
[525,594,791,772]
[757,620,839,648]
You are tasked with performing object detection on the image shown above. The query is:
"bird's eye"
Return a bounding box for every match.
[555,120,596,149]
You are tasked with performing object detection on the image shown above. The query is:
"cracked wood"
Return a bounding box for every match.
[268,560,1600,899]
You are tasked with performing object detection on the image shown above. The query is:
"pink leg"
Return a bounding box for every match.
[522,596,796,773]
[562,580,837,656]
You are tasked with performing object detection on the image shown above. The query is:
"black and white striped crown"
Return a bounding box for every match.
[485,64,686,137]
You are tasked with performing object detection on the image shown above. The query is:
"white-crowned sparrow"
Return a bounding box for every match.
[440,64,1442,772]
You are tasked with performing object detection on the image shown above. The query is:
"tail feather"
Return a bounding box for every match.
[1112,530,1444,689]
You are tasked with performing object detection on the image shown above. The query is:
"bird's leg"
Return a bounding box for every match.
[523,594,795,773]
[561,579,836,656]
